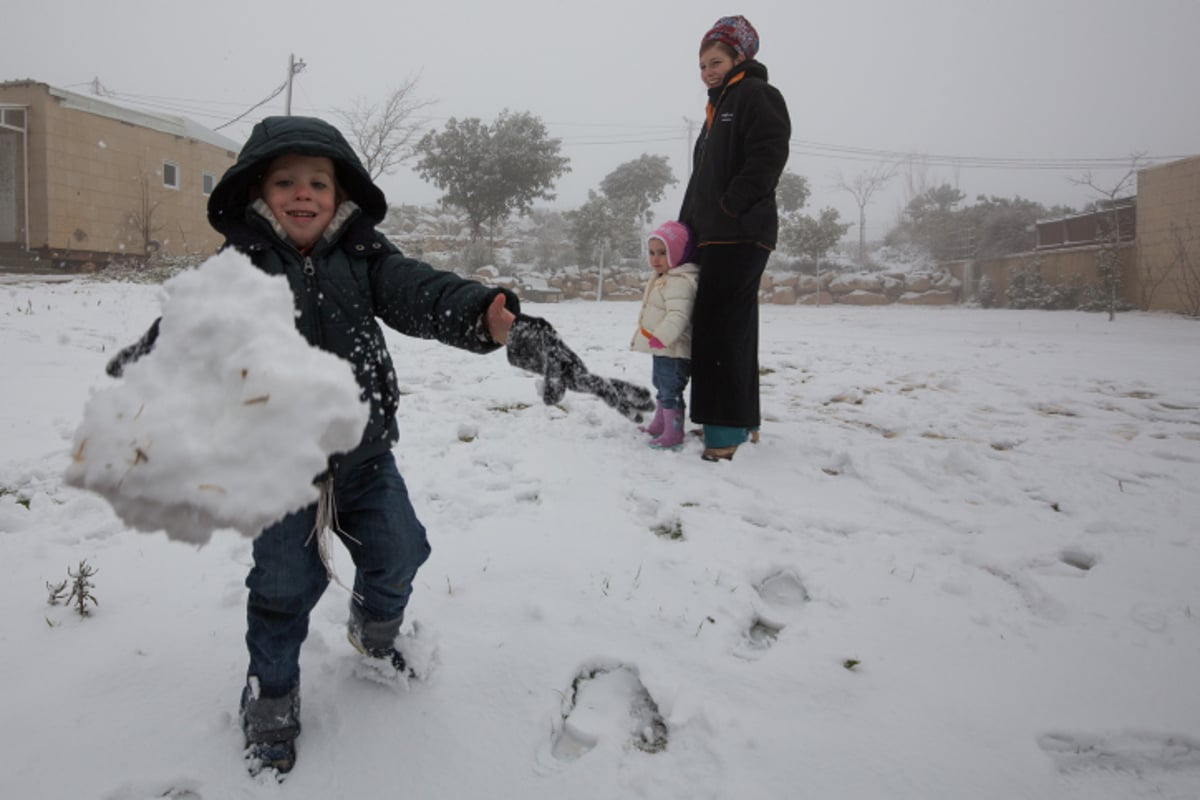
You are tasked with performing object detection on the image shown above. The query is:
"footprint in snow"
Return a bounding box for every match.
[756,569,810,606]
[101,779,202,800]
[1038,730,1200,774]
[548,662,668,763]
[974,561,1066,622]
[736,570,809,658]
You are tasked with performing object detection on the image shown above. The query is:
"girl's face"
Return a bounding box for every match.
[699,44,744,90]
[260,154,338,248]
[648,237,671,274]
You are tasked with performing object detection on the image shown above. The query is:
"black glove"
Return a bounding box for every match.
[106,317,162,377]
[506,314,655,423]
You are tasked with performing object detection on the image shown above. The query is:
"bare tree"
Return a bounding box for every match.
[1072,157,1143,321]
[125,173,165,260]
[335,76,436,180]
[836,163,895,266]
[1168,220,1200,317]
[900,154,933,208]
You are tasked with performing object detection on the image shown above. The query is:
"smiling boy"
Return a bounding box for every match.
[256,153,338,249]
[103,115,653,778]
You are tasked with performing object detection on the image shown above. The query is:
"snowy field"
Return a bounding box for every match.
[2,272,1199,799]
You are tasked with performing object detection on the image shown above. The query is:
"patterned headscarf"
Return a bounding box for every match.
[701,15,759,61]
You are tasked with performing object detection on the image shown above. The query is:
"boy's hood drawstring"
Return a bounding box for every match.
[305,477,362,600]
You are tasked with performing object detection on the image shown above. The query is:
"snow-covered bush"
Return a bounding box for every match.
[1005,264,1079,310]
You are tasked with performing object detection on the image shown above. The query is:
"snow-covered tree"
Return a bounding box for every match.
[414,110,570,242]
[598,154,677,228]
[835,164,895,267]
[775,171,850,269]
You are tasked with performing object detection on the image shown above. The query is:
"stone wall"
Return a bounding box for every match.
[471,262,962,306]
[946,244,1137,308]
[769,270,961,306]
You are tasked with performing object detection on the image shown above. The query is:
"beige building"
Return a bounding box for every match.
[0,80,239,268]
[949,154,1200,315]
[1133,154,1200,314]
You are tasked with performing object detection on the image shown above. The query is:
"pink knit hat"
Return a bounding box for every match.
[648,221,693,269]
[701,15,760,61]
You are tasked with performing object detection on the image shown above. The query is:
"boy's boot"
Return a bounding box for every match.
[649,407,685,449]
[241,678,300,777]
[347,602,409,676]
[639,402,665,436]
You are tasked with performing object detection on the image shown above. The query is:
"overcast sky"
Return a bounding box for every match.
[8,0,1200,239]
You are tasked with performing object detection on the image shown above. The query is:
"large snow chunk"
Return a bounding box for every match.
[64,250,369,544]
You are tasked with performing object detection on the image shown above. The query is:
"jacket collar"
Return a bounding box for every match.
[706,71,747,130]
[247,198,361,254]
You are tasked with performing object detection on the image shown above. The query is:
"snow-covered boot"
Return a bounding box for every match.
[347,603,410,677]
[649,407,685,449]
[241,678,300,777]
[639,402,665,436]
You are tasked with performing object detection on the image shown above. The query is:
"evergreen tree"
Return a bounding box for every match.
[414,110,570,241]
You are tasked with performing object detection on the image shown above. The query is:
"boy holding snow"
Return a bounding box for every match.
[108,115,651,777]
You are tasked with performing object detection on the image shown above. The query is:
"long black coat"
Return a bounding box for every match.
[678,62,790,431]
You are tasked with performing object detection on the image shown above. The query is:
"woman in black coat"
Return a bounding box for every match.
[678,15,791,461]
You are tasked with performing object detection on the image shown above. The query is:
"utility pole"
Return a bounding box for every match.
[284,54,306,115]
[597,240,606,302]
[814,255,822,307]
[683,117,698,177]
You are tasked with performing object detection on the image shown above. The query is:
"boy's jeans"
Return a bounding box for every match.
[245,451,430,696]
[652,355,691,410]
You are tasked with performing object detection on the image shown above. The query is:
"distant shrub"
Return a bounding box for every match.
[1006,264,1079,310]
[977,276,997,308]
[1076,284,1134,314]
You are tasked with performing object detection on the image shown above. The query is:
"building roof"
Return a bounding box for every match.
[0,80,241,153]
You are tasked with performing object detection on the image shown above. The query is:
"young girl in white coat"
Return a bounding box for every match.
[631,221,700,449]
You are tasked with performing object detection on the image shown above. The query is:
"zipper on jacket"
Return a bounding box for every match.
[301,254,325,347]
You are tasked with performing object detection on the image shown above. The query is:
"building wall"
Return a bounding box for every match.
[948,242,1138,305]
[0,83,44,248]
[0,82,237,263]
[947,157,1200,314]
[1135,155,1200,314]
[0,125,21,243]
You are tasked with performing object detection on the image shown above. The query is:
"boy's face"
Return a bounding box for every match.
[260,154,338,248]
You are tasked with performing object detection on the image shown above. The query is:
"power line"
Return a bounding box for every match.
[789,139,1191,172]
[560,135,686,147]
[65,84,1197,168]
[214,80,290,131]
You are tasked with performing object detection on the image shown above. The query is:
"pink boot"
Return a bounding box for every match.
[649,407,685,449]
[639,402,665,437]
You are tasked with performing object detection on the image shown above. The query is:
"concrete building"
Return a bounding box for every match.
[949,154,1200,314]
[0,80,238,270]
[1133,154,1200,315]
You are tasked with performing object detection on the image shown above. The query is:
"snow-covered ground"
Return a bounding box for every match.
[2,271,1199,799]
